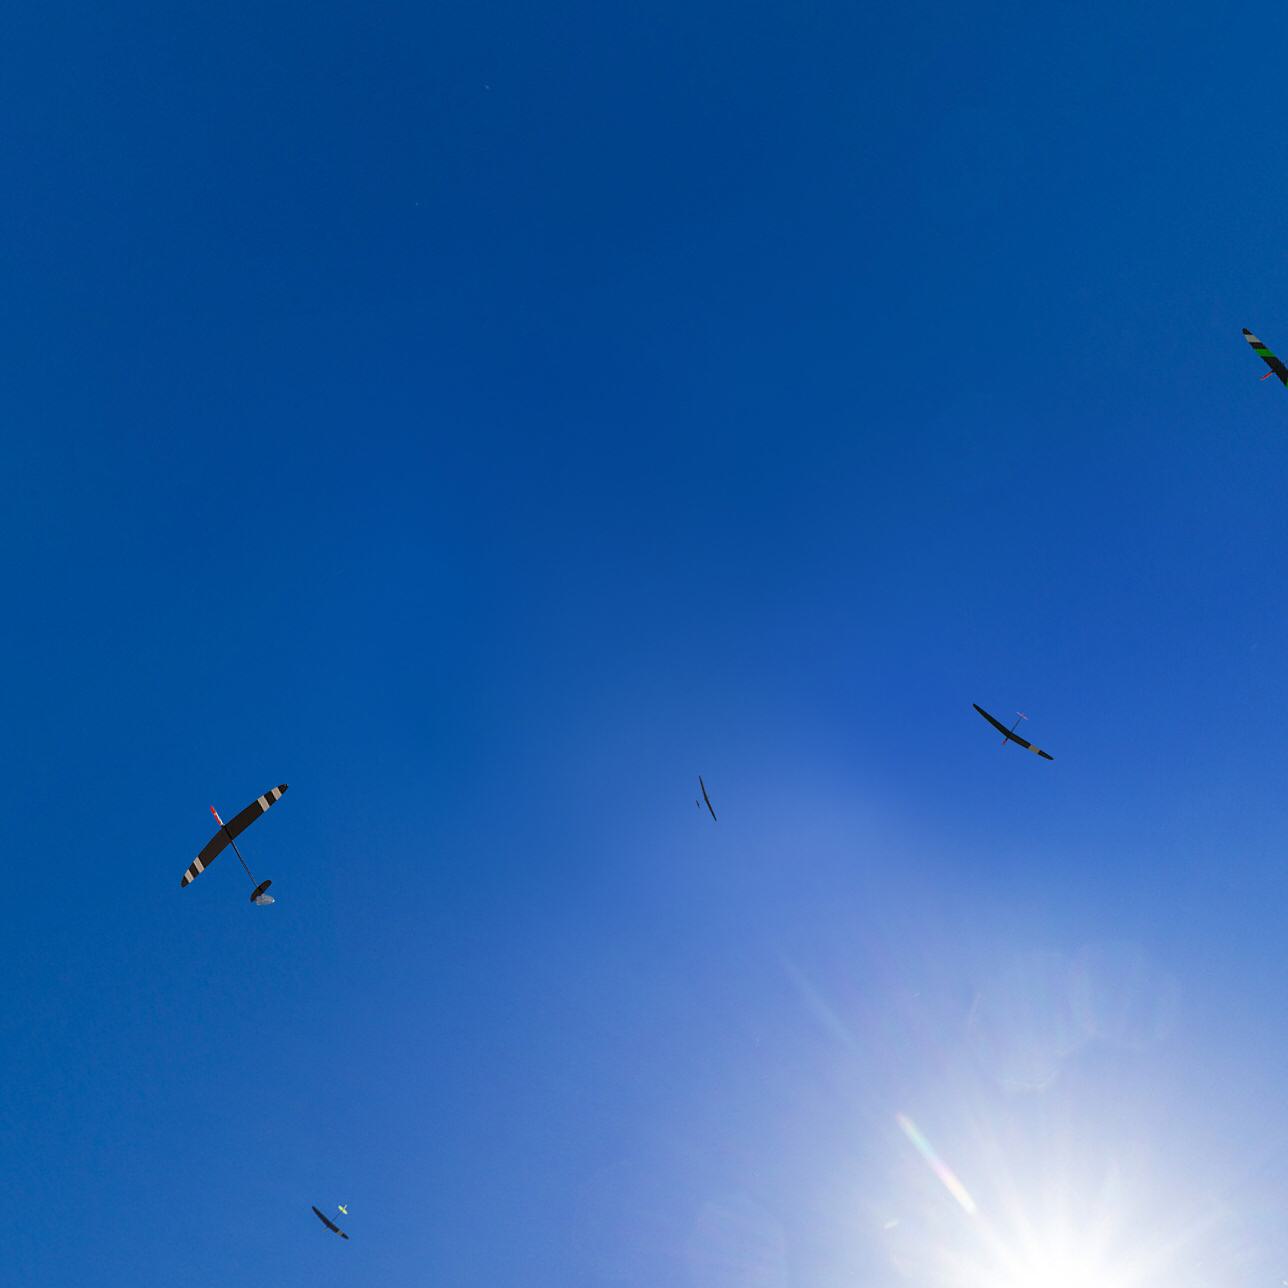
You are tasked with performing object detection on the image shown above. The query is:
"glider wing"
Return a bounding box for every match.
[224,784,289,841]
[1004,728,1054,760]
[312,1206,349,1239]
[972,704,1011,737]
[1244,329,1288,386]
[699,775,717,822]
[179,785,289,888]
[179,830,231,887]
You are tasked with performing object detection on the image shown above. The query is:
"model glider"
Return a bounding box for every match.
[1243,328,1288,387]
[972,705,1053,760]
[312,1204,350,1240]
[179,785,288,903]
[697,775,717,821]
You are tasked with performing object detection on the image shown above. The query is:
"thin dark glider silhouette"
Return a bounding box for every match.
[698,775,717,821]
[972,705,1054,761]
[312,1205,350,1240]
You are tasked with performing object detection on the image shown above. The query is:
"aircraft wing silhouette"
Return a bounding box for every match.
[1244,329,1288,387]
[698,775,717,821]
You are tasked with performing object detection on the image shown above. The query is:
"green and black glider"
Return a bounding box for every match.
[180,785,288,903]
[973,705,1053,761]
[1243,328,1288,387]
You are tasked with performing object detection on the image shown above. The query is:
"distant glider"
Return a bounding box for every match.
[179,785,288,903]
[972,705,1053,760]
[1243,328,1288,387]
[312,1204,350,1240]
[698,775,717,821]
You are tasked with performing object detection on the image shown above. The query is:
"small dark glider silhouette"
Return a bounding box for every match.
[1244,328,1288,387]
[698,775,717,821]
[312,1205,350,1240]
[179,785,288,903]
[973,705,1054,760]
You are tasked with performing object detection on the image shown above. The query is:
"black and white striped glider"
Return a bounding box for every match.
[179,785,288,903]
[312,1204,350,1240]
[972,705,1054,761]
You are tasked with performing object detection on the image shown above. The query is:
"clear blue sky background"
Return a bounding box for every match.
[3,2,1288,1285]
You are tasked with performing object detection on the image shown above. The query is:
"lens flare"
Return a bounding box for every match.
[896,1113,977,1216]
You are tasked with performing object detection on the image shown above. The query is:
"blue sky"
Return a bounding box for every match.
[4,2,1288,1284]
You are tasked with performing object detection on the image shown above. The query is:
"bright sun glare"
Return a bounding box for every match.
[992,1250,1128,1288]
[888,1111,1171,1288]
[935,1200,1146,1288]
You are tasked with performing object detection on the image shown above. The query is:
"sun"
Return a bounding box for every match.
[955,1210,1149,1288]
[991,1249,1131,1288]
[885,1113,1159,1288]
[959,1212,1143,1288]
